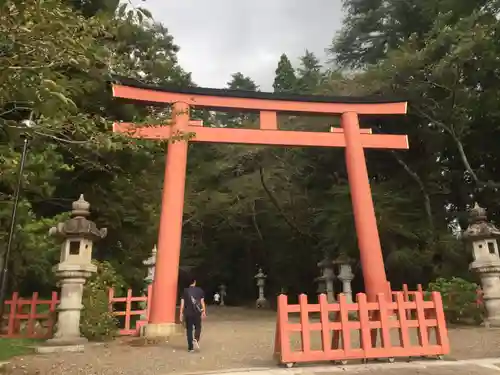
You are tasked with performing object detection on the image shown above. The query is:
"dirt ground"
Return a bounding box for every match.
[4,307,500,375]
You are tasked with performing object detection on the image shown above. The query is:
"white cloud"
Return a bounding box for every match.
[134,0,345,90]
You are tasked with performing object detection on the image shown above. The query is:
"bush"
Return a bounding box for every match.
[428,277,483,325]
[80,260,125,341]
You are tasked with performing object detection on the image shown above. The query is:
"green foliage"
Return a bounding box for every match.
[214,72,259,129]
[0,0,191,297]
[273,54,297,93]
[428,277,483,325]
[226,72,259,91]
[295,50,325,94]
[80,260,124,341]
[330,0,491,68]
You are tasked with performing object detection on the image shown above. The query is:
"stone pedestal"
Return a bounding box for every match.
[141,245,157,320]
[45,265,96,348]
[315,276,326,295]
[334,256,355,304]
[471,261,500,327]
[219,284,227,306]
[463,202,500,327]
[317,257,336,303]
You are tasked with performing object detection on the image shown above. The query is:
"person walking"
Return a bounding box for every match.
[213,292,220,305]
[179,277,206,352]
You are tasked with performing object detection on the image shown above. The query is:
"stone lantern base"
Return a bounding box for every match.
[256,297,269,309]
[36,265,96,354]
[471,262,500,328]
[36,341,87,354]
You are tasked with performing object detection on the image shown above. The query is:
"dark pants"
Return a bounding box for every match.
[185,314,202,350]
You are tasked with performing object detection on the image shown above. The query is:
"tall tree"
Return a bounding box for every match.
[329,0,491,68]
[227,72,259,91]
[296,50,324,94]
[215,72,258,128]
[273,54,297,93]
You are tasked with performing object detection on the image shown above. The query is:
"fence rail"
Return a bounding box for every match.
[274,290,450,366]
[1,292,59,338]
[108,285,152,336]
[1,287,152,339]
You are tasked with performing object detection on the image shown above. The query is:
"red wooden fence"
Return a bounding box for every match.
[1,292,58,339]
[1,287,152,338]
[274,291,450,367]
[108,285,152,336]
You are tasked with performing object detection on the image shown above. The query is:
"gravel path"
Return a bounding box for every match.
[4,307,500,375]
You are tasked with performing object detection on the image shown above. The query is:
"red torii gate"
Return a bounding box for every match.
[111,79,409,337]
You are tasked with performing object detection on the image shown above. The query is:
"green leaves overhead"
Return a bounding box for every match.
[0,0,190,295]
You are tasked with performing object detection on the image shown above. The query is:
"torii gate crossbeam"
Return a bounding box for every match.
[111,79,409,338]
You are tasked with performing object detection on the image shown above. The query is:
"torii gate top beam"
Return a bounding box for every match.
[110,77,409,150]
[111,77,407,115]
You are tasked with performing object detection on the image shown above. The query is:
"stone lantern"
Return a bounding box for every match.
[143,245,157,286]
[333,254,355,304]
[254,267,268,308]
[317,257,336,303]
[218,284,227,306]
[140,245,157,320]
[39,195,107,352]
[463,202,500,327]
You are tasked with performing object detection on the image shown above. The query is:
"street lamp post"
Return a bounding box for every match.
[0,119,34,328]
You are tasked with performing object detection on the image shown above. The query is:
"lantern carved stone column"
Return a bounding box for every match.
[219,284,227,306]
[317,257,336,303]
[38,195,107,353]
[463,203,500,327]
[255,268,268,308]
[333,254,355,304]
[141,245,157,320]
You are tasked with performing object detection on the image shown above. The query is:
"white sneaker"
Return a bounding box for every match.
[193,339,200,350]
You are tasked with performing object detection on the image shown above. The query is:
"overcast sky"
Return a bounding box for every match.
[136,0,345,90]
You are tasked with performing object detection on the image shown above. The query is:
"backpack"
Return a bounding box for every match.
[187,288,202,314]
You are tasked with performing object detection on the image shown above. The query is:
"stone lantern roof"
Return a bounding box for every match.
[462,202,500,241]
[317,256,333,269]
[49,194,107,240]
[332,252,354,265]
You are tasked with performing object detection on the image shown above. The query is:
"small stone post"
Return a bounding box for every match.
[254,268,268,308]
[141,245,157,320]
[334,254,355,304]
[38,195,107,353]
[463,202,500,327]
[317,257,336,303]
[219,284,227,306]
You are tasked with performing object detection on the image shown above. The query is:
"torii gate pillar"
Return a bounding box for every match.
[342,112,388,298]
[142,103,189,337]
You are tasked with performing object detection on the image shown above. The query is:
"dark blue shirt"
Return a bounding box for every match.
[182,286,204,316]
